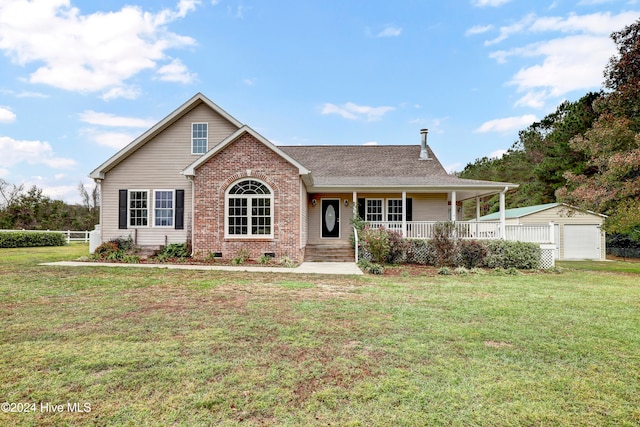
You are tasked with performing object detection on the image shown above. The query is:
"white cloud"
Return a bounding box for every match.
[377,25,402,38]
[0,136,76,169]
[475,115,537,133]
[156,58,197,84]
[321,102,395,121]
[466,24,494,36]
[489,149,508,159]
[79,111,155,128]
[445,162,463,174]
[472,0,512,7]
[0,0,198,99]
[79,129,134,149]
[363,141,378,146]
[0,107,16,123]
[243,77,256,86]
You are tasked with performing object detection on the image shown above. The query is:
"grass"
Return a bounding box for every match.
[1,244,639,426]
[558,259,640,274]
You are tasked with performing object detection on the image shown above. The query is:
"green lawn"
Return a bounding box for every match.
[1,245,639,426]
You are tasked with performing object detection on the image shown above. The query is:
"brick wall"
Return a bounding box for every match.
[192,133,304,261]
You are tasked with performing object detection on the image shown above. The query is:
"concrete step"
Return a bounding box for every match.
[305,244,354,262]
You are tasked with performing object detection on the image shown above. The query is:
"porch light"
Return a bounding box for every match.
[344,199,349,206]
[311,199,317,207]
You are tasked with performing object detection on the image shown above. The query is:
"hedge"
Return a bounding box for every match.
[0,232,67,248]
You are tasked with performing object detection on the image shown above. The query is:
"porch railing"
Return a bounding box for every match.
[366,221,554,244]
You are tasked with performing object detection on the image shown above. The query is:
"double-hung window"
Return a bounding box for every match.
[129,190,149,227]
[387,199,403,222]
[366,199,384,222]
[226,179,273,238]
[154,190,174,227]
[192,123,208,154]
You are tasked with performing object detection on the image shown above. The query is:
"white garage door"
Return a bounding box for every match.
[564,225,601,260]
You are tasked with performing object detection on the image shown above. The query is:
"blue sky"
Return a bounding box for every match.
[0,0,638,204]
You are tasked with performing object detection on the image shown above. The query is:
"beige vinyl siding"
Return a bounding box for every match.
[306,192,449,244]
[100,103,239,246]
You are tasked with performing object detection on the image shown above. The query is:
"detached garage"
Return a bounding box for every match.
[478,203,607,261]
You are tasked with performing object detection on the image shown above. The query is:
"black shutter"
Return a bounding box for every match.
[406,198,413,221]
[175,189,185,230]
[357,198,366,219]
[118,190,128,229]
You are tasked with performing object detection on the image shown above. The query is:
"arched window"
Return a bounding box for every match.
[226,179,273,237]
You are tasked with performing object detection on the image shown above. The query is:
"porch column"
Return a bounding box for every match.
[476,195,480,237]
[499,189,506,239]
[450,191,457,222]
[402,191,407,238]
[352,191,358,218]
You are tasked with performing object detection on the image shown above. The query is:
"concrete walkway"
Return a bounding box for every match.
[41,261,364,275]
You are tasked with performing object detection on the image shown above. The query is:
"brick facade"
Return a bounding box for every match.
[192,133,304,261]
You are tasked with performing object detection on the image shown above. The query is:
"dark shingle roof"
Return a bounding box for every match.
[279,145,512,187]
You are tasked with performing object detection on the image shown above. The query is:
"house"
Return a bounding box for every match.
[89,93,521,262]
[478,203,606,260]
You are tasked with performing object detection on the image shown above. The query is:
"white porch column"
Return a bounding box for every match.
[499,189,506,239]
[450,191,457,222]
[352,191,358,218]
[475,196,481,237]
[402,191,407,238]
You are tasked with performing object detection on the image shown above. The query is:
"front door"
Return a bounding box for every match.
[321,199,340,238]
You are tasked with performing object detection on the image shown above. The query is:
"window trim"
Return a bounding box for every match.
[191,122,208,155]
[387,198,403,222]
[365,198,384,222]
[128,189,150,228]
[153,189,175,228]
[224,179,274,239]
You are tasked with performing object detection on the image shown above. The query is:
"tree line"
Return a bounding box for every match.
[459,18,640,241]
[0,179,99,231]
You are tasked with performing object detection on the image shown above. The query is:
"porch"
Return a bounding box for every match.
[368,220,555,244]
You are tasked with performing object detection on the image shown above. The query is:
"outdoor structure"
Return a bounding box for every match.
[478,203,606,261]
[90,93,527,262]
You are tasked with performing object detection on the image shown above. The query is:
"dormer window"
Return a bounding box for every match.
[192,123,208,154]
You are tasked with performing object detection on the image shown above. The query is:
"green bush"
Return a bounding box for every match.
[361,226,391,264]
[0,231,66,248]
[431,222,457,267]
[357,259,385,275]
[458,239,489,268]
[485,240,541,270]
[159,243,190,258]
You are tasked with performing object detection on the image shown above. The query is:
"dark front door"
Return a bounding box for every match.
[321,199,340,238]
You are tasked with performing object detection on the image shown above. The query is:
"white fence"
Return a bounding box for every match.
[366,221,554,244]
[0,229,90,244]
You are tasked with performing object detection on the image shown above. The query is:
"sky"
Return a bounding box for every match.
[0,0,639,204]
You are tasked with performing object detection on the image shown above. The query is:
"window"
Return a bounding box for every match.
[226,179,273,237]
[192,123,208,154]
[387,199,403,222]
[129,190,148,227]
[366,199,383,222]
[154,190,174,227]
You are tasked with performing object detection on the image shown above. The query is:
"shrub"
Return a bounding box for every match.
[258,254,273,265]
[0,231,66,248]
[454,266,470,275]
[458,239,488,268]
[278,256,296,268]
[387,231,410,264]
[358,259,385,275]
[485,240,541,270]
[231,249,250,265]
[431,221,457,267]
[361,226,391,264]
[159,243,190,259]
[437,266,453,275]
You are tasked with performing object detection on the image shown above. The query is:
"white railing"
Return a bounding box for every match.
[365,221,554,244]
[0,229,91,244]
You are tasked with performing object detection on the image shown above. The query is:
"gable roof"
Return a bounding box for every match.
[182,126,311,179]
[478,202,607,221]
[280,145,517,198]
[89,93,242,179]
